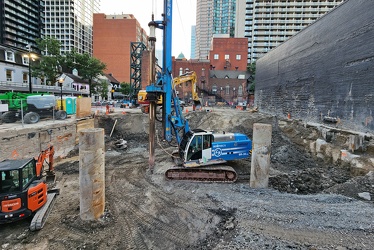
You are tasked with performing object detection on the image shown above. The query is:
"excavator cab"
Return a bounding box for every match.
[0,159,36,194]
[179,129,213,163]
[0,158,48,224]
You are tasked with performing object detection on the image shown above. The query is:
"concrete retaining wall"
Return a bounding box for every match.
[0,118,94,161]
[255,0,374,133]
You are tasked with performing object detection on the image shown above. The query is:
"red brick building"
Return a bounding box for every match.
[141,37,251,105]
[93,14,149,83]
[207,37,250,104]
[209,37,248,71]
[172,55,211,104]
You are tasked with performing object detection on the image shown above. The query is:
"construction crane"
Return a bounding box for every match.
[144,0,252,182]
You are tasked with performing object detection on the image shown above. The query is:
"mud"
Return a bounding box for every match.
[0,108,373,250]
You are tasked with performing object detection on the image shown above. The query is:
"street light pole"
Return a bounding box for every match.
[27,45,32,93]
[59,77,64,110]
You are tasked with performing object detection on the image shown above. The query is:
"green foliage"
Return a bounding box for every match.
[32,37,107,96]
[33,37,63,84]
[247,62,256,75]
[247,62,256,93]
[74,53,106,96]
[92,79,109,99]
[118,83,131,95]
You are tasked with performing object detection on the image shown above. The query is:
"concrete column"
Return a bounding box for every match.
[250,123,272,188]
[79,128,105,220]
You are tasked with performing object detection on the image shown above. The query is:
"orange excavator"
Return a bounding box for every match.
[0,145,59,231]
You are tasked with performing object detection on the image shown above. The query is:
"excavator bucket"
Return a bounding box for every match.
[193,100,202,109]
[45,171,56,184]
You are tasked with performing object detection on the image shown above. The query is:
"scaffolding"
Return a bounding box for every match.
[130,42,147,104]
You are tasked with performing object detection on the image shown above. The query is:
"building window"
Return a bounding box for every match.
[236,54,241,60]
[238,85,243,95]
[23,72,28,84]
[225,54,230,60]
[212,85,217,93]
[5,51,15,62]
[226,85,230,95]
[6,70,13,82]
[179,68,183,76]
[214,54,219,60]
[23,56,30,65]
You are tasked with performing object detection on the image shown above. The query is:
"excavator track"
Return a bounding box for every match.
[29,190,59,231]
[165,165,237,183]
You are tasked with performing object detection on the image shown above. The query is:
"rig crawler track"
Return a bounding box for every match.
[165,165,237,182]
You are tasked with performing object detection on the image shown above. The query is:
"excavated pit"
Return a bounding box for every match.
[0,109,373,250]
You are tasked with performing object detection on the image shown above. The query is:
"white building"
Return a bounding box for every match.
[43,0,100,55]
[242,0,344,62]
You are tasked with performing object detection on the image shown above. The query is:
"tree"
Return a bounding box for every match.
[74,53,106,97]
[32,37,106,96]
[118,82,131,96]
[33,37,64,84]
[247,62,256,93]
[93,79,109,100]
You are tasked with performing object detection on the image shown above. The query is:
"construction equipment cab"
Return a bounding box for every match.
[0,146,58,230]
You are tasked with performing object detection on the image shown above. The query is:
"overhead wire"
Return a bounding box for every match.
[175,1,186,56]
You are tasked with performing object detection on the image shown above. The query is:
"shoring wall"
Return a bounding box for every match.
[255,0,374,133]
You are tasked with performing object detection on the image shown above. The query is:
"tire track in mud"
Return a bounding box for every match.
[105,152,219,249]
[107,175,190,247]
[107,199,148,250]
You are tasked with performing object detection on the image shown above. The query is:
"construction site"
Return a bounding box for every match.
[0,0,373,249]
[0,105,373,250]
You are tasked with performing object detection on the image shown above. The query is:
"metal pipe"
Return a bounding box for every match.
[149,101,156,173]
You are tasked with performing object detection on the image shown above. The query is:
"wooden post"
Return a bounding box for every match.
[79,128,105,220]
[250,123,272,188]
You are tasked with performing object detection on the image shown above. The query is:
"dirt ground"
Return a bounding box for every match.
[0,108,373,250]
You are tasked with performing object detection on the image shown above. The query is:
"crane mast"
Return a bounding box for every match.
[147,0,186,171]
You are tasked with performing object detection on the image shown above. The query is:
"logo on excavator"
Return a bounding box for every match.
[3,201,19,207]
[213,148,222,157]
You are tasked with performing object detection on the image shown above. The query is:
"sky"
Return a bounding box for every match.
[99,0,196,59]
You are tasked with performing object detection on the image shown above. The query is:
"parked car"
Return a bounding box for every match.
[120,99,132,108]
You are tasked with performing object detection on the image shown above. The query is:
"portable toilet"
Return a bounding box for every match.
[73,97,77,113]
[64,96,77,114]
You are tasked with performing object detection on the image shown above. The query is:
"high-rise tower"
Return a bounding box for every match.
[244,0,344,62]
[196,0,237,60]
[0,0,44,50]
[44,0,99,55]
